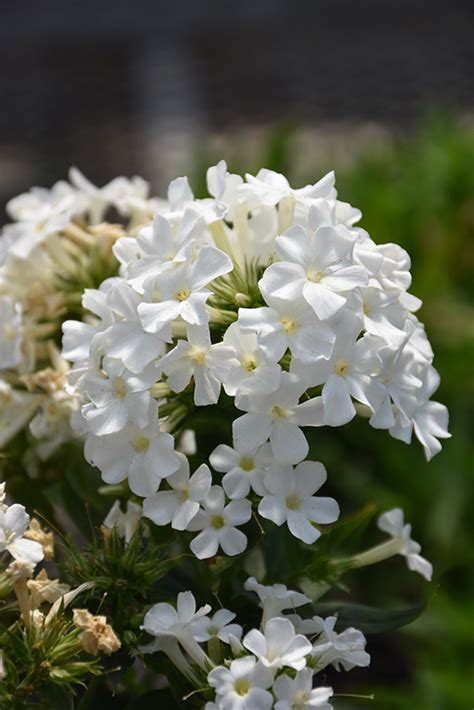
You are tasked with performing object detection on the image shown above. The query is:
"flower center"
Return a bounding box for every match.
[175,288,190,302]
[242,355,258,372]
[281,317,298,334]
[307,269,323,283]
[294,691,310,707]
[207,625,219,636]
[271,404,288,420]
[234,678,250,696]
[211,515,225,529]
[240,457,255,472]
[179,487,189,501]
[190,347,206,365]
[334,358,349,376]
[286,494,301,510]
[132,435,150,453]
[114,377,127,398]
[362,302,371,316]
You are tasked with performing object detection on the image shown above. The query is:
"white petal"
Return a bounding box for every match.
[287,510,321,544]
[322,375,356,426]
[219,527,248,556]
[270,422,308,465]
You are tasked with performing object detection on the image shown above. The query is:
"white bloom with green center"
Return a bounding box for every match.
[377,508,433,580]
[261,222,367,321]
[238,294,335,364]
[187,486,252,559]
[274,669,334,709]
[0,503,43,564]
[258,461,339,544]
[293,310,385,427]
[233,372,325,465]
[143,453,212,530]
[138,245,232,330]
[84,400,180,497]
[208,655,274,710]
[159,324,234,406]
[243,617,312,671]
[80,356,159,436]
[209,440,273,500]
[191,608,242,643]
[212,322,282,398]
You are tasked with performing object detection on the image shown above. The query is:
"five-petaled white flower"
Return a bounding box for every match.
[209,440,273,500]
[258,461,339,544]
[208,655,274,710]
[187,486,252,559]
[191,608,243,644]
[143,453,212,530]
[242,617,312,671]
[274,669,334,710]
[233,372,324,465]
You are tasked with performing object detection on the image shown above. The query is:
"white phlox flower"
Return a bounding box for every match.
[187,485,252,559]
[292,310,385,427]
[143,453,212,530]
[159,324,232,406]
[212,322,282,397]
[84,400,180,496]
[0,503,44,565]
[244,577,311,623]
[137,245,232,330]
[389,365,450,461]
[242,616,312,671]
[274,669,334,709]
[209,440,273,500]
[191,608,243,644]
[141,591,211,669]
[233,372,324,465]
[297,615,370,671]
[208,655,274,710]
[80,357,159,436]
[377,508,433,581]
[238,294,335,364]
[260,221,367,321]
[258,461,339,544]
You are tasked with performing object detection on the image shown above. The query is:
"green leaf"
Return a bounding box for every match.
[312,599,432,634]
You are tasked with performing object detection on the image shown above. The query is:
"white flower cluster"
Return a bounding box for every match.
[1,167,162,262]
[0,169,161,456]
[141,580,370,709]
[61,163,450,557]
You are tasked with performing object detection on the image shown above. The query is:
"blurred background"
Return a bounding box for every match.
[1,1,473,707]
